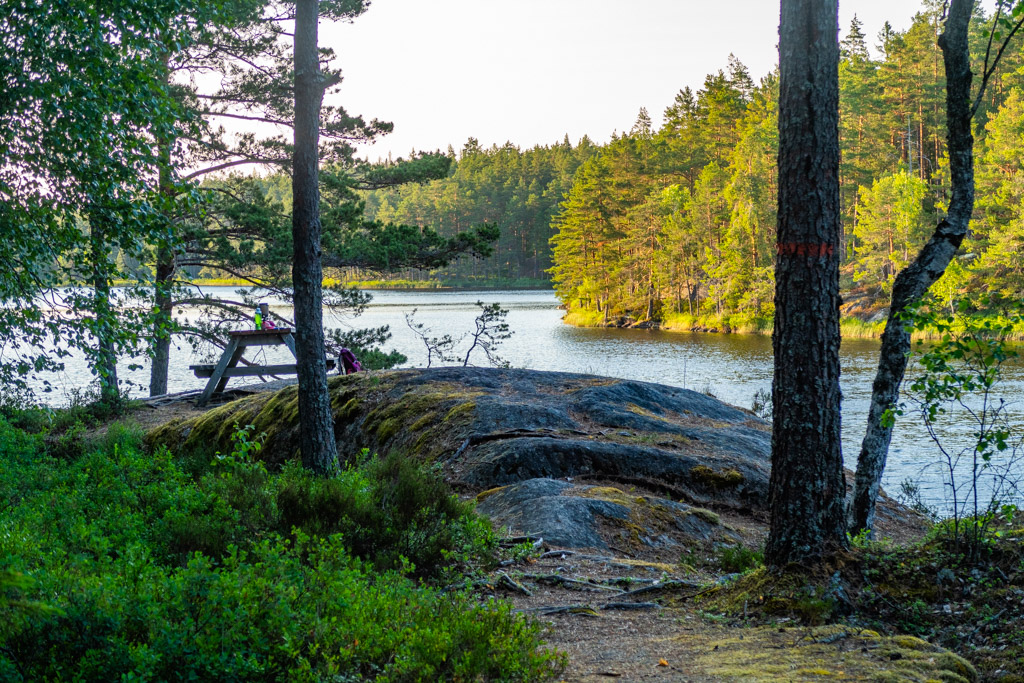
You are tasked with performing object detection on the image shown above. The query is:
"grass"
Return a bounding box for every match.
[662,312,772,334]
[561,308,606,327]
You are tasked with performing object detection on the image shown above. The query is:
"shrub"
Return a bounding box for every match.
[717,544,765,573]
[3,535,563,682]
[277,450,496,579]
[893,295,1024,561]
[0,418,554,680]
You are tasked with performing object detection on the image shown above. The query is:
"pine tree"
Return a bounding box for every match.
[768,0,847,567]
[974,88,1024,296]
[853,171,933,292]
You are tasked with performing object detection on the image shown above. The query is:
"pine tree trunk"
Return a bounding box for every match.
[766,0,848,567]
[90,215,119,405]
[849,0,975,534]
[149,247,174,396]
[150,134,175,397]
[292,0,338,475]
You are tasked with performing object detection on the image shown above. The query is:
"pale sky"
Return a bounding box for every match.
[322,0,934,161]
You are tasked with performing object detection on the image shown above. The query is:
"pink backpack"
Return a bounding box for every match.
[339,348,362,375]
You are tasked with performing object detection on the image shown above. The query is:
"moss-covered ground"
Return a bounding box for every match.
[691,520,1024,681]
[146,371,483,467]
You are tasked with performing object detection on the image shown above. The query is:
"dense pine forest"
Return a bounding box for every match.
[361,6,1024,330]
[356,138,599,285]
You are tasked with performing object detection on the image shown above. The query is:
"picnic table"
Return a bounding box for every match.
[190,328,335,406]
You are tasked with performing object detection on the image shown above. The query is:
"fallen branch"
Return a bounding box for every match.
[534,604,601,617]
[522,573,623,593]
[614,580,701,600]
[500,535,544,549]
[604,577,658,588]
[496,572,532,597]
[599,602,661,611]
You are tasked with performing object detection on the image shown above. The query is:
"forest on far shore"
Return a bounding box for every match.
[351,4,1024,330]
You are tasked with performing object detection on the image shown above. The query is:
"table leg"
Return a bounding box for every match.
[215,342,247,393]
[280,332,298,359]
[198,337,241,406]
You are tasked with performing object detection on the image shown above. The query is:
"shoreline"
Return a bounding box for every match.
[108,278,555,292]
[558,309,1024,342]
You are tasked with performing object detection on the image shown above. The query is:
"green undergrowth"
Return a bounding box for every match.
[561,307,606,327]
[850,524,1024,681]
[662,312,772,335]
[693,519,1024,681]
[0,415,564,681]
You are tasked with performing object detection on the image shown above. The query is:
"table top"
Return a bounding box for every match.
[228,328,293,337]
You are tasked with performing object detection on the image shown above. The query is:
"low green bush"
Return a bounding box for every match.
[0,415,562,681]
[717,544,765,573]
[277,451,495,578]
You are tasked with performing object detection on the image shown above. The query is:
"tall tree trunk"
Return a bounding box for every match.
[150,134,175,397]
[90,215,120,405]
[150,244,174,396]
[849,0,975,534]
[766,0,847,567]
[292,0,338,475]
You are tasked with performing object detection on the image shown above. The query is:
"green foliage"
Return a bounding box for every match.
[894,295,1024,560]
[277,450,497,579]
[0,0,211,399]
[0,418,563,681]
[853,171,934,292]
[717,544,765,573]
[853,510,1024,677]
[365,137,598,284]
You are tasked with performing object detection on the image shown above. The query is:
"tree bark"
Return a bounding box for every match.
[766,0,848,567]
[150,132,176,397]
[149,244,175,396]
[89,214,120,405]
[292,0,339,475]
[849,0,976,534]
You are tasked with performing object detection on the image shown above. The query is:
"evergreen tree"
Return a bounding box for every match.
[769,0,847,567]
[974,88,1024,296]
[853,171,933,292]
[841,15,870,60]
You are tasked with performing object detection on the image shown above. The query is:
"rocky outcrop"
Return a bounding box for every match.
[476,478,739,551]
[148,367,772,550]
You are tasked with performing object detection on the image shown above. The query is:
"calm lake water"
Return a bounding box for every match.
[30,287,1024,513]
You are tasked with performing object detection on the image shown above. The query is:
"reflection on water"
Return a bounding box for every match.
[27,287,1024,513]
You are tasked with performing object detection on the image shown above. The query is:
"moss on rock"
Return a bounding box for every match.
[690,464,744,488]
[689,626,977,682]
[146,372,482,466]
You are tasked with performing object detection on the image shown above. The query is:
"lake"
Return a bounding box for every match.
[27,287,1024,514]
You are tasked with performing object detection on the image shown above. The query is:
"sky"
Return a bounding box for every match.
[321,0,935,161]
